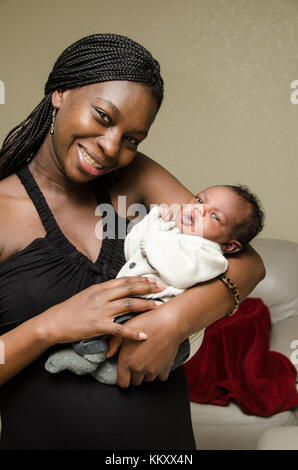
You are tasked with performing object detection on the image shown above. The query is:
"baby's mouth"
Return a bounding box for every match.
[181,214,194,226]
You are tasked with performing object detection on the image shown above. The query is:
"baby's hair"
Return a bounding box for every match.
[224,184,265,246]
[0,33,164,180]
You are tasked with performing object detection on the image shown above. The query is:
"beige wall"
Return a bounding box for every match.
[0,0,297,242]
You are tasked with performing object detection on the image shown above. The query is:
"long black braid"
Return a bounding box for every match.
[0,33,164,180]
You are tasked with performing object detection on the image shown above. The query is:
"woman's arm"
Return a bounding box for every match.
[110,152,194,215]
[0,278,165,386]
[115,245,265,387]
[0,316,54,386]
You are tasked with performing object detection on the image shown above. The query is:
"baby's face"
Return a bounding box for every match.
[175,186,251,253]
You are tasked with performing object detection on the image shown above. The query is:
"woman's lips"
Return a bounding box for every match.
[77,145,106,176]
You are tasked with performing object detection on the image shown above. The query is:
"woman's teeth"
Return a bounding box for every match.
[80,147,103,169]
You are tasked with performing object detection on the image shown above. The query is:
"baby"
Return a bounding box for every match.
[45,184,264,383]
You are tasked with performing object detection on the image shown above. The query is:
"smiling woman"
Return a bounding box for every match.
[0,33,264,450]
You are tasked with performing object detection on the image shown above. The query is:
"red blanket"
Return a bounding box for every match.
[184,298,298,416]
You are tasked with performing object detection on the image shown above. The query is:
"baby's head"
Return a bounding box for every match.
[176,185,264,253]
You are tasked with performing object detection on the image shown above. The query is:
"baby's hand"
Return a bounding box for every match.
[159,206,173,222]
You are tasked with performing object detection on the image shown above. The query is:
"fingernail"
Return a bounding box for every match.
[148,278,157,283]
[138,332,147,340]
[155,301,163,306]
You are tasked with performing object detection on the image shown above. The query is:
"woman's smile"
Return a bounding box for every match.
[77,144,110,176]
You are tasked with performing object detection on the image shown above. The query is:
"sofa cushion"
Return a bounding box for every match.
[190,401,297,450]
[256,426,298,450]
[250,239,298,324]
[270,315,298,382]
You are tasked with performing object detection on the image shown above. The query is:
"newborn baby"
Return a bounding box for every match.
[45,184,264,384]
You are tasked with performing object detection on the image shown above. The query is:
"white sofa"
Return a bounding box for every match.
[190,238,298,450]
[256,425,298,450]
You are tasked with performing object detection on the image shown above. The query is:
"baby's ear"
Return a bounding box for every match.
[220,240,242,254]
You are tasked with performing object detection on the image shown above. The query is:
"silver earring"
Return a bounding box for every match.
[50,108,56,135]
[26,153,33,163]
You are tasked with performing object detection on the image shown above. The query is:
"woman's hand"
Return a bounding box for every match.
[108,305,184,388]
[39,277,165,346]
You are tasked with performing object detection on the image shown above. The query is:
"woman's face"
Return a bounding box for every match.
[51,81,158,182]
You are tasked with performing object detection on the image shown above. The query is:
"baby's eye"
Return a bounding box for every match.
[211,213,220,222]
[196,198,203,203]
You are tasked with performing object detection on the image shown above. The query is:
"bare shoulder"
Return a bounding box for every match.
[113,152,194,209]
[0,174,31,261]
[0,173,26,211]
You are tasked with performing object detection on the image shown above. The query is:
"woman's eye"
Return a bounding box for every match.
[125,136,140,146]
[96,109,111,124]
[196,198,203,203]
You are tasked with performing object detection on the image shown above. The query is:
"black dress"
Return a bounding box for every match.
[0,165,196,450]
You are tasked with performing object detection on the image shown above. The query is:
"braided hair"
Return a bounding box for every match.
[0,33,164,180]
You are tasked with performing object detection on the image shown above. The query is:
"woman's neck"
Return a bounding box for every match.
[28,134,86,196]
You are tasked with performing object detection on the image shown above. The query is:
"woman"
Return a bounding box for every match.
[0,34,264,450]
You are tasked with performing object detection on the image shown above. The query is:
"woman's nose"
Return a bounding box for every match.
[96,130,121,160]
